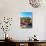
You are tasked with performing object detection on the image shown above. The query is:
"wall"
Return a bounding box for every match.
[0,0,46,40]
[44,15,46,40]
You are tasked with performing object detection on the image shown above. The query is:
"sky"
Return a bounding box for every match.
[20,12,32,18]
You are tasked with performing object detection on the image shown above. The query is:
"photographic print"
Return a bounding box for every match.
[20,12,32,28]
